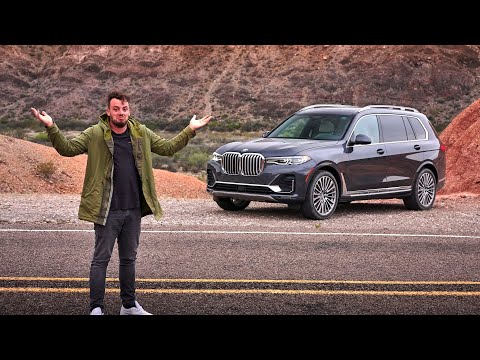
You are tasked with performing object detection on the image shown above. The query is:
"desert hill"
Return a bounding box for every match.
[0,134,209,198]
[2,45,480,132]
[439,98,480,194]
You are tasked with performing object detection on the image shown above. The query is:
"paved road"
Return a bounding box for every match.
[1,195,480,315]
[0,196,480,315]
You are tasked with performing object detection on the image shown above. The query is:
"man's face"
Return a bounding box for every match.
[107,98,130,128]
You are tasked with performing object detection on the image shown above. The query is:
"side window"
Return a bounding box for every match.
[407,116,427,140]
[379,115,408,142]
[352,115,380,143]
[403,116,416,140]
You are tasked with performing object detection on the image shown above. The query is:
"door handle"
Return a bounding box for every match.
[377,149,384,155]
[414,145,421,150]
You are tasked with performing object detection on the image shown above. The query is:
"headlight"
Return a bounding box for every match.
[211,152,223,162]
[265,155,311,165]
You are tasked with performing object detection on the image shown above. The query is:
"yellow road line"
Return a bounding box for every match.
[1,287,480,296]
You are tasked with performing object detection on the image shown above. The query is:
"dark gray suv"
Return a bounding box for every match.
[206,104,446,220]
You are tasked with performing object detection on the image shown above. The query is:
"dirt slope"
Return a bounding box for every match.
[0,134,209,199]
[439,98,480,194]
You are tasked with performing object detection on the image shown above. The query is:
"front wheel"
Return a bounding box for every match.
[301,170,339,220]
[215,197,251,211]
[403,168,436,210]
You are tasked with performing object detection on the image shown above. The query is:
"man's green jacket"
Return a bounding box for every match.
[46,113,196,225]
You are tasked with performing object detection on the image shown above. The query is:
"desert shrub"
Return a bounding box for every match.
[195,172,207,183]
[9,128,27,140]
[60,118,93,130]
[155,154,211,173]
[163,120,188,132]
[240,119,270,132]
[30,132,50,144]
[151,154,177,172]
[0,118,38,131]
[183,151,211,172]
[142,118,170,132]
[208,119,241,132]
[434,122,449,134]
[36,161,56,179]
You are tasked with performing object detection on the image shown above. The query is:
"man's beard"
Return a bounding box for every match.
[111,118,127,128]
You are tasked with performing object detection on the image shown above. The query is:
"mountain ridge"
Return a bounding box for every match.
[2,45,480,132]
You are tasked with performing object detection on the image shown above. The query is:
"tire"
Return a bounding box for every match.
[301,170,339,220]
[215,197,250,211]
[403,168,436,210]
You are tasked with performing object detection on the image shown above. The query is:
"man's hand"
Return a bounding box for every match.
[31,107,54,127]
[189,114,212,131]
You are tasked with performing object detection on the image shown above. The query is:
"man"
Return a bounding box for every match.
[31,91,212,315]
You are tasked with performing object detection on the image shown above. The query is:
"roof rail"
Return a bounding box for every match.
[360,105,419,113]
[298,104,355,112]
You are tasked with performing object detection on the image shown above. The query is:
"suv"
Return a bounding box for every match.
[206,104,446,220]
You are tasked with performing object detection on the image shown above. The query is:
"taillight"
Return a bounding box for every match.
[440,143,446,152]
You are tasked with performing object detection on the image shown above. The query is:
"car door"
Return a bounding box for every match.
[379,115,425,188]
[343,114,388,192]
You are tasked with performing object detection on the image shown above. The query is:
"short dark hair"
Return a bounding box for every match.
[107,91,130,107]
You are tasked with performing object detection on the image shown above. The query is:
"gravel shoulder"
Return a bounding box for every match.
[1,193,479,236]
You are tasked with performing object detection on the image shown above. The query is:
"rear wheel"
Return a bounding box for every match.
[215,197,251,211]
[403,168,436,210]
[301,170,339,220]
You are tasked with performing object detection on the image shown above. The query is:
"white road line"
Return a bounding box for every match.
[1,276,480,285]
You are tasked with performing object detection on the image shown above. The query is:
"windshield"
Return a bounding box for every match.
[267,113,354,140]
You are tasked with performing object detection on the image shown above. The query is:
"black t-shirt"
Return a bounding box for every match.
[110,129,141,210]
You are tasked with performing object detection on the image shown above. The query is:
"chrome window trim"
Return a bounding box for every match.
[406,115,429,141]
[346,113,430,148]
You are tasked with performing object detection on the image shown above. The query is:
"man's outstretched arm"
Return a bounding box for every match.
[30,107,88,157]
[189,114,212,131]
[150,114,213,156]
[31,107,54,127]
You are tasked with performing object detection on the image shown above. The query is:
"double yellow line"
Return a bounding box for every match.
[1,277,480,296]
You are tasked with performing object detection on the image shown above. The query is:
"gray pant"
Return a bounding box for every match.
[89,208,142,312]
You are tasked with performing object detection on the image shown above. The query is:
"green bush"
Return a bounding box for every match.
[152,150,211,173]
[184,151,211,172]
[151,154,177,172]
[30,132,50,144]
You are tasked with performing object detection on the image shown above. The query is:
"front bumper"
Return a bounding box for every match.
[206,160,311,204]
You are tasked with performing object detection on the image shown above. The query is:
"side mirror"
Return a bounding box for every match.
[353,134,372,145]
[262,131,271,138]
